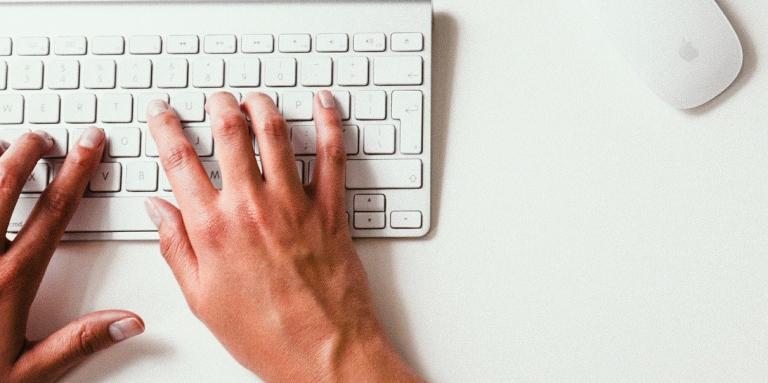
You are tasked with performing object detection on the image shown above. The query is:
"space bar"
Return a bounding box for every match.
[8,197,158,233]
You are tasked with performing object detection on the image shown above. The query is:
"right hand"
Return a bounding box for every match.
[144,91,423,383]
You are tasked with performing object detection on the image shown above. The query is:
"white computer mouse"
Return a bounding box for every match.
[584,0,743,109]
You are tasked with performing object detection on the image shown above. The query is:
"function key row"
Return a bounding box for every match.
[0,33,424,57]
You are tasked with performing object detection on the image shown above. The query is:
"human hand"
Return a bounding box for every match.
[0,127,144,383]
[144,91,423,383]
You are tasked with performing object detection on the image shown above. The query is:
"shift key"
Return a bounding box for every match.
[346,159,422,189]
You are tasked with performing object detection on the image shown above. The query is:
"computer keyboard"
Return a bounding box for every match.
[0,1,432,240]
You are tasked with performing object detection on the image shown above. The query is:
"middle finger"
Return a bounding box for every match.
[0,131,54,235]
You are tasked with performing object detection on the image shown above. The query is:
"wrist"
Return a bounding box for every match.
[331,329,424,383]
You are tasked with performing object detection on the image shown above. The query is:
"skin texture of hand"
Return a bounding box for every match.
[144,91,424,383]
[0,127,144,383]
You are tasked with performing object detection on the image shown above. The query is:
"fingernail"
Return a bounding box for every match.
[146,100,169,118]
[32,130,54,148]
[109,318,144,342]
[144,198,162,227]
[0,140,9,151]
[78,127,105,149]
[318,90,335,109]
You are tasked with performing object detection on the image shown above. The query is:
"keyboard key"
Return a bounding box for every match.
[89,163,122,192]
[99,93,133,123]
[363,124,395,154]
[167,35,199,54]
[36,127,67,157]
[228,58,261,87]
[0,127,29,143]
[183,127,213,156]
[22,164,49,193]
[337,57,368,86]
[170,92,205,122]
[10,60,44,90]
[46,59,80,90]
[354,194,385,212]
[202,161,222,189]
[136,92,168,123]
[129,35,162,54]
[333,91,351,120]
[241,34,274,53]
[119,58,152,88]
[281,91,313,121]
[353,33,385,52]
[54,36,87,55]
[354,90,386,120]
[291,125,316,154]
[160,168,171,191]
[155,58,189,88]
[264,58,297,87]
[279,34,311,53]
[125,161,158,191]
[92,36,124,55]
[204,35,236,54]
[27,94,60,124]
[191,57,224,88]
[316,34,348,52]
[108,127,141,158]
[392,90,423,154]
[391,33,424,52]
[61,93,96,123]
[0,94,24,124]
[343,125,359,154]
[354,212,385,229]
[346,159,422,189]
[16,37,49,56]
[83,59,116,89]
[300,57,332,86]
[374,56,423,85]
[0,37,11,56]
[0,61,6,89]
[390,211,422,229]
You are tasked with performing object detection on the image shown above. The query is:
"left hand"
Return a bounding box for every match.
[0,127,144,383]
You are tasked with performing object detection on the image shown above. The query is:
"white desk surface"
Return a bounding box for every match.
[28,1,768,382]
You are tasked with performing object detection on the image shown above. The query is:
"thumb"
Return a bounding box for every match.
[145,197,198,289]
[11,310,144,383]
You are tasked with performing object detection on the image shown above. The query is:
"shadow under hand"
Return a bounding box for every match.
[686,2,757,115]
[359,11,458,382]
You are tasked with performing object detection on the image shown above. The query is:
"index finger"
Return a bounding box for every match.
[146,100,217,211]
[12,127,104,260]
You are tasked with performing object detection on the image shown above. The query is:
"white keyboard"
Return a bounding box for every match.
[0,0,432,240]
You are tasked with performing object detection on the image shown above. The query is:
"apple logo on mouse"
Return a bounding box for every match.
[679,39,700,62]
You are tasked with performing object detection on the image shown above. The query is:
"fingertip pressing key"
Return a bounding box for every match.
[318,90,335,109]
[77,127,105,149]
[32,130,54,149]
[147,99,170,119]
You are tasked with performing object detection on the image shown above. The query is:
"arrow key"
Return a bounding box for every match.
[354,194,386,212]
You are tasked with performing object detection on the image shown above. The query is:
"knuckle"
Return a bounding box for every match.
[258,114,288,138]
[320,144,347,168]
[0,166,22,197]
[74,323,100,356]
[162,144,197,173]
[213,110,246,138]
[40,188,75,219]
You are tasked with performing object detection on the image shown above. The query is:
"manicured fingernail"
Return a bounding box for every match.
[109,318,144,342]
[32,130,54,148]
[78,127,105,149]
[318,90,335,109]
[147,100,169,118]
[0,140,9,151]
[144,198,162,227]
